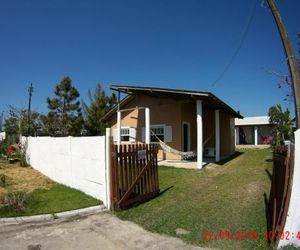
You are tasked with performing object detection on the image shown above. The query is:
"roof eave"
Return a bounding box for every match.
[109,85,243,119]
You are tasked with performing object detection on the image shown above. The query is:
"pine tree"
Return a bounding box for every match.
[82,84,117,135]
[45,77,83,136]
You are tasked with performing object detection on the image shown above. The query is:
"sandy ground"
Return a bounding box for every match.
[0,212,211,250]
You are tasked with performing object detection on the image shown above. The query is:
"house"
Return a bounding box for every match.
[102,85,243,169]
[234,116,273,147]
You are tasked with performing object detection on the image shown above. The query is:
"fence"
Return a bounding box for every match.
[23,136,108,205]
[110,143,159,210]
[277,129,300,248]
[268,143,294,246]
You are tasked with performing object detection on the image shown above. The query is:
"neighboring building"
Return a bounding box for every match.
[102,85,242,168]
[235,116,273,146]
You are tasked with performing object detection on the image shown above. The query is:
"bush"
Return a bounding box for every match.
[0,140,8,157]
[11,145,28,167]
[18,142,28,167]
[4,142,28,167]
[0,191,29,211]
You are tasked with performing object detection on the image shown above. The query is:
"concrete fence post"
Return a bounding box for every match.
[105,128,112,210]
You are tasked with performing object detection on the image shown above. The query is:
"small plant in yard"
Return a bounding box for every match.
[0,174,8,187]
[5,142,28,166]
[1,191,29,211]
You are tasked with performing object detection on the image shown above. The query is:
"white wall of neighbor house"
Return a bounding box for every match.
[278,129,300,249]
[0,132,5,142]
[22,136,108,206]
[235,116,272,146]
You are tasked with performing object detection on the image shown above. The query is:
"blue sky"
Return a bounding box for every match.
[0,0,299,118]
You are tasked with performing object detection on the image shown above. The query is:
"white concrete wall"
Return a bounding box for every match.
[23,136,108,206]
[278,129,300,249]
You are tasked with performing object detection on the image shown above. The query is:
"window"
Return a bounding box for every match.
[142,125,172,143]
[151,126,164,142]
[121,128,130,141]
[113,127,136,142]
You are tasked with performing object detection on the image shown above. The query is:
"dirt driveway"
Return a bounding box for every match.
[0,212,210,250]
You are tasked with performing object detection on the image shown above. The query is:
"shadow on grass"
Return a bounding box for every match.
[215,151,244,166]
[264,192,271,244]
[119,186,174,210]
[158,185,174,197]
[265,169,272,181]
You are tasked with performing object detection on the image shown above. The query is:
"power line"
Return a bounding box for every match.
[210,0,258,87]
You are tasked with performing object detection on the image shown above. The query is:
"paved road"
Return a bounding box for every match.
[0,212,209,250]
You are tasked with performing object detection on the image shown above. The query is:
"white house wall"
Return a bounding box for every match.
[235,116,270,126]
[0,132,5,142]
[23,136,107,206]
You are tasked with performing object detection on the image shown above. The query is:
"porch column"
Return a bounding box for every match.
[117,111,121,149]
[145,107,150,144]
[254,126,258,146]
[235,126,240,145]
[196,100,203,169]
[215,109,220,162]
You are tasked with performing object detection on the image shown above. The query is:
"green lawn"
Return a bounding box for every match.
[117,149,273,249]
[0,183,101,218]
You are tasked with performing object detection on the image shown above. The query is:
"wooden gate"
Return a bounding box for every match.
[110,144,160,210]
[268,144,294,244]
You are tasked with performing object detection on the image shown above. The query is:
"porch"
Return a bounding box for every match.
[105,86,242,170]
[158,157,220,169]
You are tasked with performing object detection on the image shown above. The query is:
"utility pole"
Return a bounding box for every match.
[27,83,33,136]
[267,0,300,128]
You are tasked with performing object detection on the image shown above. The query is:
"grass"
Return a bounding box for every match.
[0,183,100,218]
[0,161,101,217]
[116,149,273,249]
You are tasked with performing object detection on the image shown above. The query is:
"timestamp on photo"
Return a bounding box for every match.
[203,229,300,241]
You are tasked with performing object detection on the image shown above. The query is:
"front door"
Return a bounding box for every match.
[183,122,190,152]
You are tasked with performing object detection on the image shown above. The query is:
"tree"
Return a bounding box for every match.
[3,106,43,142]
[45,77,83,136]
[82,84,117,135]
[268,104,293,145]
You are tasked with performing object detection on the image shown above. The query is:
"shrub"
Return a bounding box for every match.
[0,140,8,157]
[1,191,29,211]
[18,142,28,167]
[6,142,28,167]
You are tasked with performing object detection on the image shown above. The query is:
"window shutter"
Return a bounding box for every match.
[165,126,172,142]
[141,127,145,142]
[129,128,136,142]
